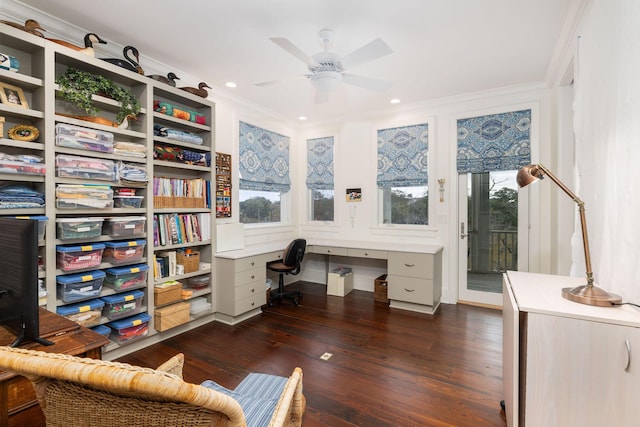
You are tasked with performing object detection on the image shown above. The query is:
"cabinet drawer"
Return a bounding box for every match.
[388,252,433,279]
[6,375,36,415]
[347,248,387,259]
[234,256,264,272]
[235,267,266,287]
[312,245,349,256]
[387,275,433,305]
[235,293,265,314]
[236,281,263,300]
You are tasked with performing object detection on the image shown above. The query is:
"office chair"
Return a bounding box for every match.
[267,238,306,306]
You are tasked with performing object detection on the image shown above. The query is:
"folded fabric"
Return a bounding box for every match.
[153,101,206,124]
[117,161,148,183]
[113,141,147,158]
[0,184,45,208]
[154,124,204,145]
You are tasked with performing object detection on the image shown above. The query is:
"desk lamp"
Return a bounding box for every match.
[517,164,621,307]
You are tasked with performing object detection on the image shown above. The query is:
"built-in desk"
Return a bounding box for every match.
[216,239,443,324]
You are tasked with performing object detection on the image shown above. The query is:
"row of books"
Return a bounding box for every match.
[153,213,211,247]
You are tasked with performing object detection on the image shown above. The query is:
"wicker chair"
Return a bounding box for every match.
[0,346,304,427]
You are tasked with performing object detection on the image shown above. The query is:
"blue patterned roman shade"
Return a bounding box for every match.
[239,121,291,192]
[456,109,531,173]
[306,137,334,190]
[377,123,429,188]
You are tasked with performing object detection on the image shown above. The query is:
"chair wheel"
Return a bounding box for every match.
[293,299,299,306]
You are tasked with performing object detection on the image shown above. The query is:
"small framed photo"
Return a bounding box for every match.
[346,188,362,202]
[0,82,28,109]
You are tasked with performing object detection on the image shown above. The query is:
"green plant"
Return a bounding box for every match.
[55,67,141,124]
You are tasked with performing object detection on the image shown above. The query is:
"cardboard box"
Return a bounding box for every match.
[155,301,190,332]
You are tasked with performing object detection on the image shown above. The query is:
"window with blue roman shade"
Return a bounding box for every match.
[306,137,334,190]
[239,121,291,192]
[377,123,429,188]
[456,109,531,173]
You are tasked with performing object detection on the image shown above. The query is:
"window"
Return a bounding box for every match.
[306,137,334,222]
[377,123,429,225]
[238,121,290,224]
[239,190,281,224]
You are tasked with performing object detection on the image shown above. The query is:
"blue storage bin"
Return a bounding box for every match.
[103,263,149,291]
[90,324,111,338]
[100,290,144,320]
[56,270,105,302]
[56,243,105,271]
[56,298,105,327]
[108,312,151,344]
[13,215,48,241]
[102,239,146,265]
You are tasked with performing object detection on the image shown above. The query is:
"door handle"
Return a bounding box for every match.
[460,222,472,239]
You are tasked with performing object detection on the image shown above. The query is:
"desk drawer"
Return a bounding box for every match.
[388,252,433,279]
[235,267,265,287]
[234,256,264,272]
[6,375,36,415]
[387,275,433,305]
[347,248,387,259]
[236,281,263,300]
[235,293,265,314]
[312,245,349,256]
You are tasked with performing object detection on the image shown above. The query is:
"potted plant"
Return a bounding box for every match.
[55,67,141,125]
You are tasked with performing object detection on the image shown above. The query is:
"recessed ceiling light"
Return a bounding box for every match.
[225,82,237,88]
[390,98,400,104]
[298,116,307,121]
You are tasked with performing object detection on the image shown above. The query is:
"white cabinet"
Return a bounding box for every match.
[387,249,442,314]
[504,271,640,427]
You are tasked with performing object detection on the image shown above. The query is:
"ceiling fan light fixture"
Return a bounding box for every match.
[310,71,342,92]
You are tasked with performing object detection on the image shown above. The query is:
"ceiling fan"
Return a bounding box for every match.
[256,29,393,103]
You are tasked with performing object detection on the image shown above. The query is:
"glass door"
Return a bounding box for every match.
[458,170,525,306]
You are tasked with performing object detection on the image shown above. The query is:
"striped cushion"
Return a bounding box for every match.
[201,373,287,427]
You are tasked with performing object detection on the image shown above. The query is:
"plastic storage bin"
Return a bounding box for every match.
[102,239,146,265]
[90,324,111,338]
[55,123,114,153]
[56,217,104,240]
[100,290,144,320]
[56,298,105,327]
[103,216,146,237]
[103,264,149,291]
[113,196,143,208]
[56,154,116,181]
[13,215,48,241]
[56,184,113,209]
[186,275,210,290]
[190,297,212,318]
[108,313,151,344]
[56,270,105,302]
[0,159,46,175]
[56,243,105,271]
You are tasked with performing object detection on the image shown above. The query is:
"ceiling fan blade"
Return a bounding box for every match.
[342,73,392,91]
[254,79,281,87]
[269,37,318,67]
[314,88,330,104]
[339,38,393,70]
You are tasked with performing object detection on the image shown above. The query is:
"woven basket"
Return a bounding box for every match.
[176,251,200,273]
[154,301,191,331]
[153,196,205,209]
[374,274,389,304]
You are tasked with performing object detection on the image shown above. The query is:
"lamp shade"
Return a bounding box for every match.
[310,71,342,92]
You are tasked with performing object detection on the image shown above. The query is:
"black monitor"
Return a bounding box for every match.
[0,217,52,347]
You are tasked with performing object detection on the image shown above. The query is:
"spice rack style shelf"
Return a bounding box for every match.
[215,152,231,218]
[0,22,216,360]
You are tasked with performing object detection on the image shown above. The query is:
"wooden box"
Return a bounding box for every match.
[154,281,182,306]
[374,274,389,304]
[154,301,191,332]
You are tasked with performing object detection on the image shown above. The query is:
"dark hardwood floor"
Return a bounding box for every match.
[118,282,507,427]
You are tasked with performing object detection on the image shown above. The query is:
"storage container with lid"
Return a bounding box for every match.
[55,184,113,209]
[90,324,111,338]
[103,216,146,237]
[56,217,104,240]
[55,154,116,181]
[108,312,151,344]
[56,243,105,271]
[56,298,105,327]
[100,290,144,320]
[13,215,48,241]
[103,264,149,291]
[56,270,105,302]
[102,239,146,265]
[55,123,114,142]
[113,196,143,208]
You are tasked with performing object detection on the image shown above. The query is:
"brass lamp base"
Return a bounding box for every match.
[562,285,622,307]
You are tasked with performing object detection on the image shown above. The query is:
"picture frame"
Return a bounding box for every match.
[346,188,362,202]
[0,82,28,109]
